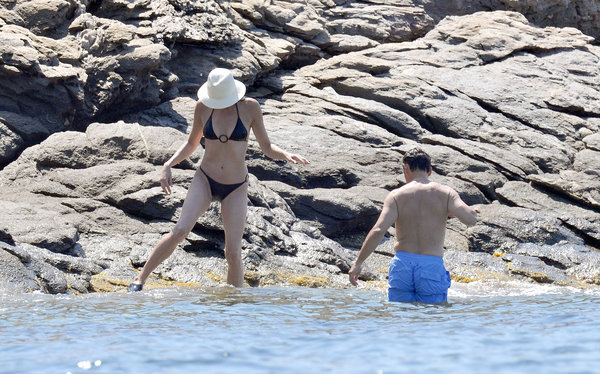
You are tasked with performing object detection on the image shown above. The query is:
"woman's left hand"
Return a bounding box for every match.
[286,153,310,165]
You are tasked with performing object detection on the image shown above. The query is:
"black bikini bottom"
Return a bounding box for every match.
[200,167,248,202]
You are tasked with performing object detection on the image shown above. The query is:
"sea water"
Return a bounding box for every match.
[1,281,599,374]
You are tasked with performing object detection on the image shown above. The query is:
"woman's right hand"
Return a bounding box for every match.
[161,165,173,194]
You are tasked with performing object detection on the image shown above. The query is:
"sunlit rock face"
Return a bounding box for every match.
[1,1,599,293]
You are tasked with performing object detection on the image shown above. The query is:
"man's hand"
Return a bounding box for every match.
[348,263,362,286]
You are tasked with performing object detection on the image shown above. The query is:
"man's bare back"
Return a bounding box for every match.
[393,179,476,257]
[348,148,477,302]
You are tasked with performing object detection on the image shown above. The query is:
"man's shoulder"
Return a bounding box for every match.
[390,184,409,196]
[389,183,416,201]
[431,181,454,192]
[394,181,455,195]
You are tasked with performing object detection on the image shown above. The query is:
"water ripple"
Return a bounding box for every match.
[1,284,599,374]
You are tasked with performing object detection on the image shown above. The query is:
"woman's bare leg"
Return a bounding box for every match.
[220,182,248,287]
[132,169,212,285]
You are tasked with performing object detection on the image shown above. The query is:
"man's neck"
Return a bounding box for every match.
[407,171,430,183]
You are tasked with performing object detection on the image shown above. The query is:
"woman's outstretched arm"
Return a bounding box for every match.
[249,98,310,165]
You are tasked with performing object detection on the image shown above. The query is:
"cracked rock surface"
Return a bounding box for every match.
[1,1,599,293]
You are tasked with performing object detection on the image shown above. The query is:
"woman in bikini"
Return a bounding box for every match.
[128,68,310,291]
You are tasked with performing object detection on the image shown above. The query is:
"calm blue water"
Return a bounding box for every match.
[1,282,599,374]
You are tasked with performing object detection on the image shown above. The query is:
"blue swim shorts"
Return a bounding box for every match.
[388,251,451,304]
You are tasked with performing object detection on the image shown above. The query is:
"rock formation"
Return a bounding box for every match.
[1,0,599,294]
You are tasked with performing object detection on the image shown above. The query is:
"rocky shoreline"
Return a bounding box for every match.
[1,1,599,294]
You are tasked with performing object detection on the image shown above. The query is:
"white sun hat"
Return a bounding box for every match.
[197,68,246,109]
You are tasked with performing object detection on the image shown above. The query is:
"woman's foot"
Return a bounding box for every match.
[127,282,143,292]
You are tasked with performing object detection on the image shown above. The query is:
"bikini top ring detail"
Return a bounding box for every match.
[203,103,248,143]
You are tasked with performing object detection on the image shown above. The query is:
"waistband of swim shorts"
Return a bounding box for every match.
[394,250,444,264]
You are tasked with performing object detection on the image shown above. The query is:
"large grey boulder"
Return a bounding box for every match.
[0,122,357,293]
[422,0,600,42]
[1,2,600,293]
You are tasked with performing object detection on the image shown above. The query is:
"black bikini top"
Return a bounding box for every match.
[203,103,248,143]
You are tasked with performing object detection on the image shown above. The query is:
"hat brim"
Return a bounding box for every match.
[197,80,246,109]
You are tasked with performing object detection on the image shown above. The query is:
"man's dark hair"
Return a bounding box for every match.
[402,148,431,172]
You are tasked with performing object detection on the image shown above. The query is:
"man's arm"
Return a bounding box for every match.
[447,189,477,227]
[349,193,398,286]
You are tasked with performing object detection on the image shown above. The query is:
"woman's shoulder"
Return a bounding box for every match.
[238,97,261,117]
[239,97,260,108]
[194,100,210,112]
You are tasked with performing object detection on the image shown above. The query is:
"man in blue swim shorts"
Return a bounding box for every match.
[348,148,477,304]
